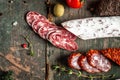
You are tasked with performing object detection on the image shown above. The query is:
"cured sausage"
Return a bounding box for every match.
[37,24,57,39]
[68,53,81,70]
[86,50,111,72]
[78,55,100,73]
[68,49,113,73]
[26,11,47,25]
[31,19,57,39]
[61,16,120,40]
[47,28,77,40]
[26,11,78,51]
[101,48,120,66]
[26,11,55,26]
[47,28,78,51]
[31,19,45,33]
[48,31,78,51]
[32,19,57,39]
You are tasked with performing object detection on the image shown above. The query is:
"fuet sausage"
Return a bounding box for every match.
[61,16,120,40]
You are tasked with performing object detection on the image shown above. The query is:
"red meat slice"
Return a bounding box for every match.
[48,30,78,51]
[78,55,100,73]
[47,28,77,41]
[26,11,55,26]
[31,19,44,33]
[86,50,111,72]
[68,53,82,70]
[37,23,57,39]
[26,11,47,25]
[26,11,78,51]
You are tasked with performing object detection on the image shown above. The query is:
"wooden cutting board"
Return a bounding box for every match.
[0,0,119,80]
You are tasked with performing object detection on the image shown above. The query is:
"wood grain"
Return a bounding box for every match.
[0,0,119,80]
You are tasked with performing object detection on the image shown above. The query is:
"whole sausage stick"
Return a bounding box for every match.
[61,16,120,40]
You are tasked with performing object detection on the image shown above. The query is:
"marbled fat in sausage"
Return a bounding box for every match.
[48,30,78,51]
[47,28,77,40]
[86,50,111,72]
[78,55,100,73]
[26,11,47,25]
[68,53,82,70]
[26,11,78,51]
[31,19,44,33]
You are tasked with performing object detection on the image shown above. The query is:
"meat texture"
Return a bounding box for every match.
[101,48,120,66]
[68,53,82,70]
[26,11,78,51]
[87,50,111,72]
[78,55,100,73]
[68,50,112,73]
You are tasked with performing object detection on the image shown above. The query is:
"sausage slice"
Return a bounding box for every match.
[68,53,81,70]
[78,55,100,73]
[87,50,111,72]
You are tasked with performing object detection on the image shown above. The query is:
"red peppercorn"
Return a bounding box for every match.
[21,43,27,48]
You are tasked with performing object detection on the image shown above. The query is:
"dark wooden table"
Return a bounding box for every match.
[0,0,120,80]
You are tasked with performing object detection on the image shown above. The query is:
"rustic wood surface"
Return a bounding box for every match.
[0,0,119,80]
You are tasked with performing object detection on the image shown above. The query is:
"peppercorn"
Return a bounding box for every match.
[21,43,27,48]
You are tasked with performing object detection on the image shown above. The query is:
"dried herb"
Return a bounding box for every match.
[22,35,34,56]
[0,70,14,80]
[52,65,115,80]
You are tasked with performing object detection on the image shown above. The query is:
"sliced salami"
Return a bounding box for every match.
[63,40,78,51]
[37,23,57,39]
[68,53,82,70]
[78,55,100,73]
[31,19,44,33]
[58,28,77,41]
[48,31,78,51]
[86,50,111,72]
[26,11,46,25]
[26,11,55,26]
[46,30,57,40]
[47,28,77,41]
[26,11,78,51]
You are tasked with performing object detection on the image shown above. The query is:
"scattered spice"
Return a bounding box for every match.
[21,43,27,49]
[8,0,14,3]
[22,35,35,56]
[12,21,18,26]
[52,64,115,80]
